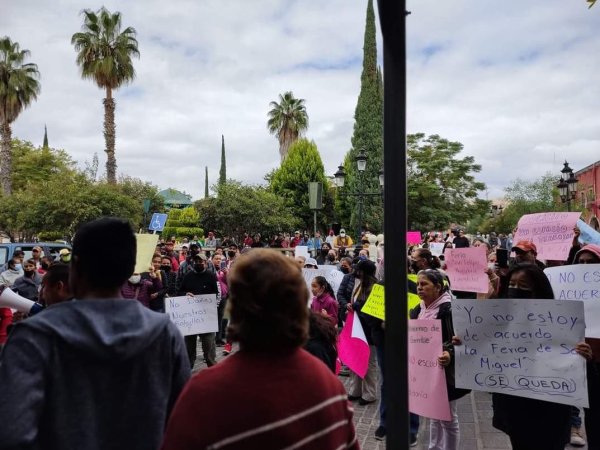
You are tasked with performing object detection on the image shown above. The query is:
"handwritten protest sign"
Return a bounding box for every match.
[513,212,581,261]
[134,234,159,274]
[452,298,588,407]
[445,247,488,293]
[545,264,600,338]
[302,268,344,297]
[407,231,422,245]
[165,294,218,336]
[408,319,451,420]
[361,284,385,320]
[430,242,445,257]
[294,246,310,259]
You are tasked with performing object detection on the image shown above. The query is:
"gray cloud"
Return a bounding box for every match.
[1,0,599,202]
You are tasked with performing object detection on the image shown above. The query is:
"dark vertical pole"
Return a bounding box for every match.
[377,0,408,449]
[357,172,365,241]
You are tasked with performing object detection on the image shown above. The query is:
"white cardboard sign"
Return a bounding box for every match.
[165,294,218,336]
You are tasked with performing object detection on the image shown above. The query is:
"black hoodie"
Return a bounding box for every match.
[0,298,190,450]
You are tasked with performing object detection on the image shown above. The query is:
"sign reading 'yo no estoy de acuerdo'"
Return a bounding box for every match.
[165,294,218,336]
[452,298,588,407]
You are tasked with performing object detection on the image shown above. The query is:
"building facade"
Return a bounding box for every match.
[575,160,600,230]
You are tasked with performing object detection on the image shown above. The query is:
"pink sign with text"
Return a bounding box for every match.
[409,319,451,421]
[445,246,488,293]
[513,212,580,261]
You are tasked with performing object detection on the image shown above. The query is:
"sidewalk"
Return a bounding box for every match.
[193,349,588,450]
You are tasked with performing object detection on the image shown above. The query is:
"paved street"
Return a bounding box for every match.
[193,347,588,450]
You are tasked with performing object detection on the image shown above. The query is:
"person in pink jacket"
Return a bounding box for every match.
[310,276,338,327]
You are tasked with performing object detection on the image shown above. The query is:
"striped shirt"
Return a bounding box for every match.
[162,348,359,450]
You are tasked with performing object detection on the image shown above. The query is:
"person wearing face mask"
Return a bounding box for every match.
[571,244,600,448]
[160,256,177,296]
[176,243,202,292]
[141,253,169,312]
[316,243,332,265]
[121,266,162,309]
[488,263,592,450]
[339,257,353,275]
[178,254,220,368]
[324,249,338,266]
[0,258,24,287]
[12,259,43,301]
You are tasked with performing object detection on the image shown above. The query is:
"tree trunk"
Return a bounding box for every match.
[0,121,12,195]
[104,87,117,184]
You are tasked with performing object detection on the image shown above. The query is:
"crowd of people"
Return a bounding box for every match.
[0,220,599,449]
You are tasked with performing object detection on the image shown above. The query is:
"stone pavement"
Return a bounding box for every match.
[192,347,588,450]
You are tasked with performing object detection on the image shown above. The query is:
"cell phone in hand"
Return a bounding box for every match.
[496,248,509,268]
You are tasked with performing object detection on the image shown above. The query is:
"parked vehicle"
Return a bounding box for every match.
[0,242,72,266]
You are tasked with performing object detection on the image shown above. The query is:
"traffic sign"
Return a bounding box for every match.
[148,213,168,232]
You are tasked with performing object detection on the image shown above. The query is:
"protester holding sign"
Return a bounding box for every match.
[480,264,591,450]
[572,245,600,449]
[162,250,358,450]
[410,269,469,450]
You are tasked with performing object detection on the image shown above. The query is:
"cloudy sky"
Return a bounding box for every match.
[2,0,599,201]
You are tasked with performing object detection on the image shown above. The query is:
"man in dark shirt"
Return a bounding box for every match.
[453,229,470,248]
[179,253,219,368]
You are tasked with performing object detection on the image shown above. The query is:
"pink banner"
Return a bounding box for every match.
[513,212,581,261]
[407,231,422,245]
[338,311,370,378]
[409,319,451,421]
[445,246,488,293]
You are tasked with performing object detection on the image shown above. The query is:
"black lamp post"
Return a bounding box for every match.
[333,150,384,241]
[557,161,579,212]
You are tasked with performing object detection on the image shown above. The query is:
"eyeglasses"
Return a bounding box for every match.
[32,249,40,252]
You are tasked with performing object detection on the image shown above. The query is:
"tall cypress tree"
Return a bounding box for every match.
[219,134,226,185]
[336,0,384,235]
[205,166,209,198]
[43,124,48,148]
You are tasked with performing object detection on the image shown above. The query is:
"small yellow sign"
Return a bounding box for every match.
[134,234,159,274]
[361,284,385,320]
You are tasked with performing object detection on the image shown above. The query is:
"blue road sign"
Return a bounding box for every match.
[148,213,168,232]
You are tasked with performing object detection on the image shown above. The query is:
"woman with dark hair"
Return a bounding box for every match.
[410,248,441,274]
[490,263,592,450]
[162,249,358,450]
[346,259,379,406]
[305,311,338,373]
[410,269,469,450]
[310,276,338,327]
[572,244,600,449]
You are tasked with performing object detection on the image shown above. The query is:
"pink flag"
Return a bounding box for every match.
[338,311,370,378]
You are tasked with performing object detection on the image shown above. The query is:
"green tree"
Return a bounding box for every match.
[0,37,41,195]
[195,181,299,239]
[11,139,76,191]
[71,7,139,184]
[269,138,333,230]
[116,175,165,229]
[219,134,226,185]
[479,173,565,234]
[337,0,384,233]
[42,124,48,148]
[162,207,203,240]
[407,133,487,230]
[267,91,308,162]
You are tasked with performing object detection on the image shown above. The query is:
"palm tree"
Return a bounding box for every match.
[71,8,139,184]
[0,37,41,195]
[267,91,308,162]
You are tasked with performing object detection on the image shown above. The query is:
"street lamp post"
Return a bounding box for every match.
[333,150,384,242]
[556,161,579,212]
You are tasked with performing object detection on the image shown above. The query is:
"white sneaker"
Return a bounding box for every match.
[570,427,586,447]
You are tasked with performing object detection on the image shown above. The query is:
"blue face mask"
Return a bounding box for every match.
[358,255,368,261]
[15,264,22,271]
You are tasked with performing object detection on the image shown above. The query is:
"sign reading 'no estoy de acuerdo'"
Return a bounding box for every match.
[165,294,219,336]
[452,298,588,408]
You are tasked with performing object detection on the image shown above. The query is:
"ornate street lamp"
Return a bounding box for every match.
[557,161,578,211]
